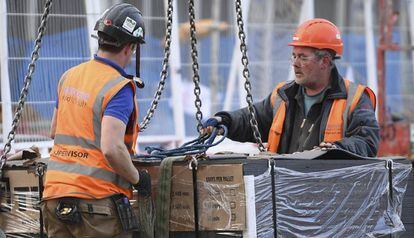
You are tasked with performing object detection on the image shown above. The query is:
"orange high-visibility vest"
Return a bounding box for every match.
[267,79,376,153]
[43,59,139,200]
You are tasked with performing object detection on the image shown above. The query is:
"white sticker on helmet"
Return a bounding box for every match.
[133,27,144,38]
[336,34,341,39]
[122,16,137,33]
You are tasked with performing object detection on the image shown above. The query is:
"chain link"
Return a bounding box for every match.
[0,0,53,171]
[139,0,173,132]
[188,0,204,134]
[235,0,266,152]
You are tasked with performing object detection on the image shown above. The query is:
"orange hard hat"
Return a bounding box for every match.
[288,18,343,56]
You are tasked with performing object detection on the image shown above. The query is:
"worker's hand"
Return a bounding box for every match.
[201,116,223,135]
[317,142,337,151]
[134,170,151,197]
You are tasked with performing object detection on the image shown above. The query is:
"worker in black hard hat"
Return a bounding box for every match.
[42,4,150,237]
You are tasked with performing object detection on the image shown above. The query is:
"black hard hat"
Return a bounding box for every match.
[94,3,145,47]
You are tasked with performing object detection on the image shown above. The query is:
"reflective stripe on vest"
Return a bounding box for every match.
[268,82,287,152]
[47,160,131,189]
[267,79,376,153]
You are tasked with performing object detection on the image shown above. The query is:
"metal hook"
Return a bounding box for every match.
[386,159,394,169]
[266,159,275,175]
[188,156,198,170]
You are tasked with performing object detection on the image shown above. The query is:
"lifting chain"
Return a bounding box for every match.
[0,0,53,171]
[139,0,173,132]
[188,0,204,134]
[235,0,266,152]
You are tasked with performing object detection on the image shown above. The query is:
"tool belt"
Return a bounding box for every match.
[54,194,138,231]
[111,193,139,232]
[55,198,82,224]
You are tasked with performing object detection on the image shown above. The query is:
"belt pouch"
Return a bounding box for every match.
[55,198,82,224]
[112,194,139,232]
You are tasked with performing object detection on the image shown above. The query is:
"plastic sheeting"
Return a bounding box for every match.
[254,170,274,238]
[254,160,413,238]
[0,190,40,236]
[0,164,43,238]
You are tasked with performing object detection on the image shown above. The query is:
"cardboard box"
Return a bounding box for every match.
[197,164,245,231]
[169,165,194,231]
[134,162,246,231]
[0,166,42,234]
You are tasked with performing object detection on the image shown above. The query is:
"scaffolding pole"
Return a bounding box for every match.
[409,0,414,92]
[263,0,275,96]
[287,0,314,83]
[85,0,103,57]
[210,0,220,113]
[0,0,13,150]
[223,0,251,110]
[377,0,399,124]
[364,0,378,118]
[168,0,185,144]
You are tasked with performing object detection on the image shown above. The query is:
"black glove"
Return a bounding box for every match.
[133,170,151,197]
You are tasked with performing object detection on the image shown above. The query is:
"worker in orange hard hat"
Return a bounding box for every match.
[203,18,380,157]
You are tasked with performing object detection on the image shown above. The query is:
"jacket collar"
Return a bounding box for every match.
[278,66,348,102]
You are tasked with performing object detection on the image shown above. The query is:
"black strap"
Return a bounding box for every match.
[136,44,141,78]
[387,160,393,203]
[191,160,199,237]
[37,164,45,238]
[133,44,145,88]
[270,159,277,238]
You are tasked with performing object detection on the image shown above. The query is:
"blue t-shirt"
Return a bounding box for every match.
[55,55,134,125]
[103,84,133,125]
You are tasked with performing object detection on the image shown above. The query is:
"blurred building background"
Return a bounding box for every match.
[1,0,414,157]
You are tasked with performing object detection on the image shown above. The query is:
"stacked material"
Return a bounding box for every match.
[0,150,412,238]
[0,161,45,238]
[134,150,412,237]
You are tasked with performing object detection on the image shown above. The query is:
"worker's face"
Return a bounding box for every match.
[291,46,323,87]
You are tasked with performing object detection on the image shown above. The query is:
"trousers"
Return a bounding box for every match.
[41,196,132,238]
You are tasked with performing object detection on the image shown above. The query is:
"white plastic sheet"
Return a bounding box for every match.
[254,160,412,238]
